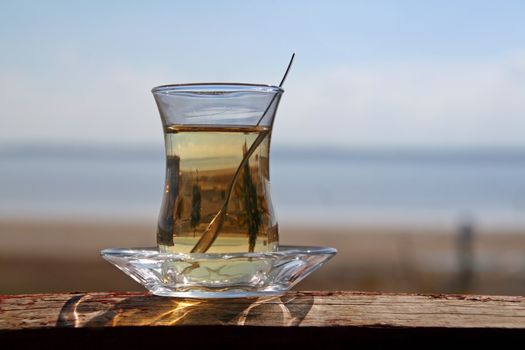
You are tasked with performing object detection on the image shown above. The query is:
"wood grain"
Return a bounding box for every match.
[1,291,525,348]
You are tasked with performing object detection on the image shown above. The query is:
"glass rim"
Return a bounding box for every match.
[151,82,284,95]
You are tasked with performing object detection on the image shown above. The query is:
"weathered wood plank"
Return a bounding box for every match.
[2,291,525,349]
[2,291,525,330]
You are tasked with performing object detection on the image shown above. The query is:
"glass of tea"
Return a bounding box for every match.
[102,81,336,298]
[152,83,282,255]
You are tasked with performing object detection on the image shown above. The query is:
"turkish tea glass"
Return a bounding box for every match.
[101,83,336,298]
[152,83,282,255]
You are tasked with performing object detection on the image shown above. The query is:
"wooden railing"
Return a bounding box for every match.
[2,291,525,348]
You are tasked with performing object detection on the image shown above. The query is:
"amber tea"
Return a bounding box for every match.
[157,124,279,254]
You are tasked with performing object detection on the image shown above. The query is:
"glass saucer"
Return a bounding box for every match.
[101,246,336,298]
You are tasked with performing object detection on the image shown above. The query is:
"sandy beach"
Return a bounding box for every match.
[1,219,525,296]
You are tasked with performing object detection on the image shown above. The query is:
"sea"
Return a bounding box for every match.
[1,144,525,231]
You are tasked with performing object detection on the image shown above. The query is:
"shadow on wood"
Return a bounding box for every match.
[56,293,314,327]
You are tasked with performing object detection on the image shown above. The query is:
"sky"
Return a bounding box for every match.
[1,0,525,148]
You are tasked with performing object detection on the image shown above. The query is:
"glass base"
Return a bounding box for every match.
[101,246,337,298]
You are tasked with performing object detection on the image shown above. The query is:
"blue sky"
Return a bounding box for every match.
[1,1,525,147]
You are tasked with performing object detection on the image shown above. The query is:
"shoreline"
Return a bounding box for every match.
[1,218,525,295]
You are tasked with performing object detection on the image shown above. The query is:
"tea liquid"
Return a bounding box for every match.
[157,125,278,253]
